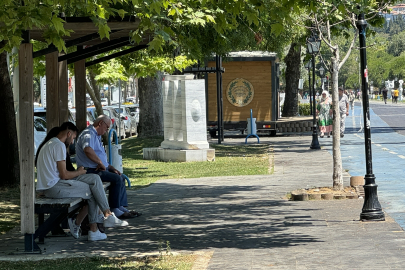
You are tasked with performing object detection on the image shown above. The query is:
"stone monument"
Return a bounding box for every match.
[143,75,215,162]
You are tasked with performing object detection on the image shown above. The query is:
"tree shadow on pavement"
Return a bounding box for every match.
[58,181,326,256]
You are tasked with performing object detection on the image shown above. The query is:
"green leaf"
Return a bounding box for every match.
[271,23,284,36]
[99,24,111,40]
[148,36,164,52]
[51,15,65,34]
[117,9,127,18]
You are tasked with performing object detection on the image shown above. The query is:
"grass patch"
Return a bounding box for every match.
[0,254,197,270]
[0,187,20,235]
[122,136,272,189]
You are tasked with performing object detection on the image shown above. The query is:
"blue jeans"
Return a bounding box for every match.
[86,168,128,209]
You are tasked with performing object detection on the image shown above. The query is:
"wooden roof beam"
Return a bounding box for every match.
[33,30,122,58]
[58,37,130,64]
[85,44,148,67]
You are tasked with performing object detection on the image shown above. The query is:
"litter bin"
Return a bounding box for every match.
[247,117,257,135]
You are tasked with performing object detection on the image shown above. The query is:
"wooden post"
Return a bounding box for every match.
[19,43,35,236]
[59,53,68,124]
[75,58,87,132]
[46,52,59,130]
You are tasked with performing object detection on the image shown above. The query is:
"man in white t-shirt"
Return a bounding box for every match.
[36,122,128,241]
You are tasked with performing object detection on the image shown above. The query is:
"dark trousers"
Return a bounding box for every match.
[86,168,128,208]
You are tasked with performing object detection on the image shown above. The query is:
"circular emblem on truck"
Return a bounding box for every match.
[226,78,254,107]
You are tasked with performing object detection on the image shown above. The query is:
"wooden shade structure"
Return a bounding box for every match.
[18,16,149,253]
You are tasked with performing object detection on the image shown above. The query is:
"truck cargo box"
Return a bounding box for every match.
[206,51,279,137]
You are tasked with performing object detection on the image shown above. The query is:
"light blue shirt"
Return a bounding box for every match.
[75,125,109,168]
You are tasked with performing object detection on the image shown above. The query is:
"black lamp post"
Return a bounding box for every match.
[357,13,385,221]
[304,59,313,115]
[319,66,325,91]
[307,34,321,150]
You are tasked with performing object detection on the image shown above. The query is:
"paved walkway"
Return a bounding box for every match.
[1,135,405,269]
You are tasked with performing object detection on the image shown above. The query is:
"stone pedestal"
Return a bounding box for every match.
[143,76,214,162]
[143,147,215,162]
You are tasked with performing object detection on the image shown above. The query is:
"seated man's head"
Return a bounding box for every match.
[94,115,112,136]
[59,122,79,147]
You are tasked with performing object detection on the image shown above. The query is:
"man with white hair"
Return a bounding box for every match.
[76,115,141,219]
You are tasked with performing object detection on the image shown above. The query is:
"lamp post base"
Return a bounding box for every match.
[360,211,385,221]
[360,175,385,221]
[310,129,321,149]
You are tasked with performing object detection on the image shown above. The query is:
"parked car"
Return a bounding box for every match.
[34,106,75,124]
[125,104,139,124]
[102,106,126,139]
[69,108,95,127]
[126,97,135,103]
[34,116,47,156]
[111,105,137,137]
[101,98,108,106]
[87,106,99,120]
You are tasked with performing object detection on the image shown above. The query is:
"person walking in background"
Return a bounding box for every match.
[316,91,333,138]
[382,87,388,104]
[339,87,349,138]
[348,91,355,109]
[394,88,399,104]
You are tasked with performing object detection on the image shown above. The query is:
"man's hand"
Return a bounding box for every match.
[77,166,87,175]
[96,163,106,171]
[108,165,121,175]
[346,111,349,116]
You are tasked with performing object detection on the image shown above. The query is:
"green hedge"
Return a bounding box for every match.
[280,103,312,116]
[299,103,311,116]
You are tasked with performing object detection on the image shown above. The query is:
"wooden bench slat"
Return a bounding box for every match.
[35,182,110,208]
[35,197,83,208]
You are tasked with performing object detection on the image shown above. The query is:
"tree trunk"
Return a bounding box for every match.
[134,76,139,104]
[282,43,301,117]
[86,70,103,116]
[107,85,111,106]
[331,55,343,190]
[138,73,163,137]
[0,44,20,188]
[124,81,127,102]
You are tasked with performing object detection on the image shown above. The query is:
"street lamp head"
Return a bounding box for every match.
[319,66,324,76]
[306,34,321,55]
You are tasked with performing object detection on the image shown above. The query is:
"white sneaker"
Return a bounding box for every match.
[88,229,107,241]
[68,218,81,239]
[103,213,129,227]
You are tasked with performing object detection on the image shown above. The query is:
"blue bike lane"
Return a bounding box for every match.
[321,103,405,228]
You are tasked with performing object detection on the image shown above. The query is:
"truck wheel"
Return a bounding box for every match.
[209,130,217,138]
[270,130,277,137]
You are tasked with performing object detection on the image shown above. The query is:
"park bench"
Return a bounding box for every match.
[34,182,110,244]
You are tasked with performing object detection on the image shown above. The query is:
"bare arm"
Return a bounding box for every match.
[83,146,106,171]
[57,160,86,180]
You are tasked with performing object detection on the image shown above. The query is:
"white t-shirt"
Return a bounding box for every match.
[36,137,66,190]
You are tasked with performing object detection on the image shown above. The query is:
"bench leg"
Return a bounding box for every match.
[34,212,69,242]
[38,213,45,244]
[25,233,41,253]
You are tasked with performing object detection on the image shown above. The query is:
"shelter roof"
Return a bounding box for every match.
[226,51,277,58]
[29,16,152,46]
